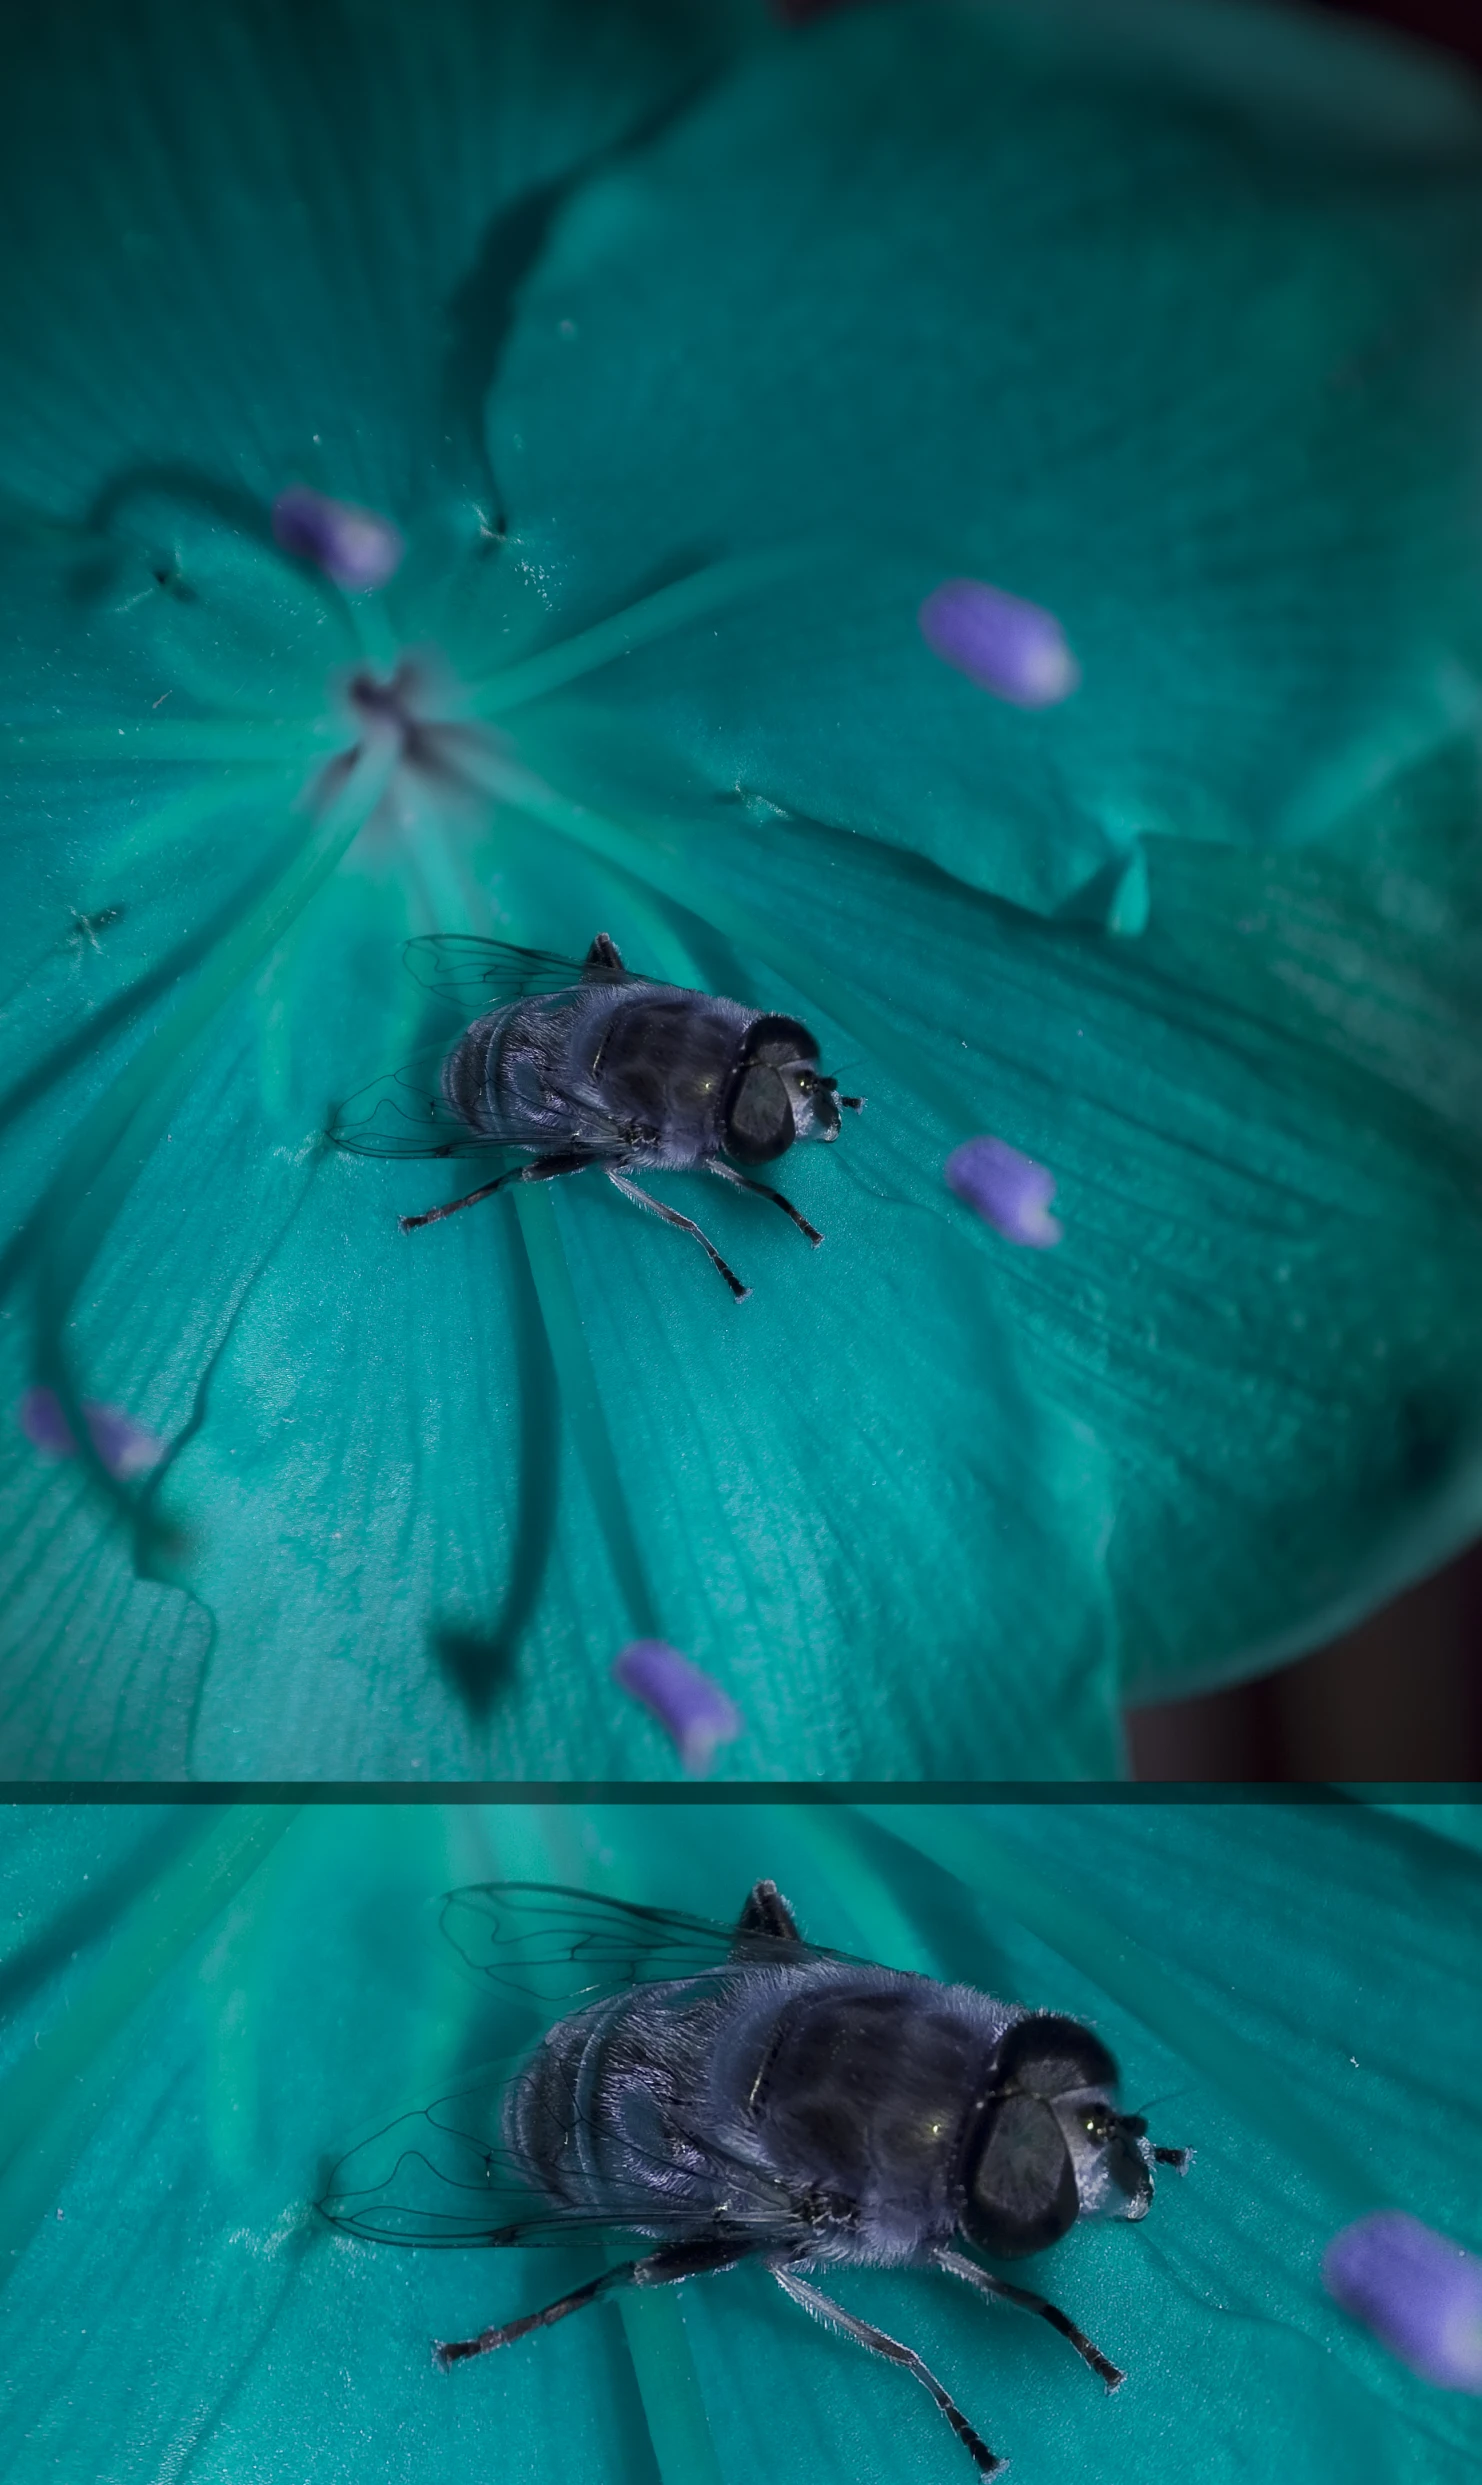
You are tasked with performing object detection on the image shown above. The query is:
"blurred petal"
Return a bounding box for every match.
[487,0,1482,916]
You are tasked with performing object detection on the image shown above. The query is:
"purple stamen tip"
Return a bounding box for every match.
[1324,2212,1482,2391]
[272,486,404,591]
[20,1387,164,1481]
[945,1136,1063,1248]
[613,1641,742,1777]
[918,577,1079,709]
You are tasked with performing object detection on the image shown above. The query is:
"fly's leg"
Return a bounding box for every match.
[708,1161,823,1247]
[605,1169,750,1301]
[735,1878,802,1943]
[435,2234,756,2368]
[400,1151,604,1235]
[582,932,625,976]
[772,2265,1004,2478]
[932,2247,1124,2390]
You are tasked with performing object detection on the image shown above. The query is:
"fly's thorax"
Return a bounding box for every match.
[721,1967,1013,2260]
[585,988,756,1165]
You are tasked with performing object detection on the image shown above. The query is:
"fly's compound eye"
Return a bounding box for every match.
[723,1016,817,1165]
[743,1014,821,1073]
[962,2092,1079,2259]
[959,2014,1129,2258]
[722,1062,796,1164]
[991,2014,1121,2102]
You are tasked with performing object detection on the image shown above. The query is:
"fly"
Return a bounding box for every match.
[321,1880,1189,2477]
[330,935,861,1300]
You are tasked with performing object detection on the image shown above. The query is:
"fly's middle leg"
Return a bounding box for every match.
[604,1169,750,1300]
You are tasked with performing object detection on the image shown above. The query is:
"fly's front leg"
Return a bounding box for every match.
[708,1160,823,1247]
[932,2247,1124,2389]
[772,2264,1004,2478]
[435,2233,757,2368]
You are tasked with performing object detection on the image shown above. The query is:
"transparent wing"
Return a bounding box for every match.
[320,1883,861,2252]
[326,1045,632,1164]
[402,934,635,1012]
[319,2063,802,2252]
[327,1038,523,1161]
[439,1881,847,2008]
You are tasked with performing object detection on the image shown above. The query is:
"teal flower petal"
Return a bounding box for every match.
[486,0,1482,915]
[3,1800,1482,2483]
[0,0,769,521]
[3,0,1482,1779]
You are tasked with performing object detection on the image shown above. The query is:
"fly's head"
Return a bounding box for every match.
[959,2015,1179,2261]
[722,1015,861,1163]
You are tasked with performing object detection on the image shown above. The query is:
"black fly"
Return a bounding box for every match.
[330,935,861,1299]
[320,1881,1189,2477]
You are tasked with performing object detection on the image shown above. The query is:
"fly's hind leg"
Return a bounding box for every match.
[772,2266,1004,2478]
[932,2247,1124,2390]
[435,2234,756,2368]
[605,1169,750,1300]
[735,1879,802,1944]
[708,1160,822,1247]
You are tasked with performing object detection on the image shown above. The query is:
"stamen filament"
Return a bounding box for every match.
[465,545,819,719]
[4,719,330,764]
[7,738,398,1533]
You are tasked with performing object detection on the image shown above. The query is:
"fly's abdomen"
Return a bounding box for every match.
[441,1008,510,1136]
[441,997,576,1144]
[506,1984,734,2223]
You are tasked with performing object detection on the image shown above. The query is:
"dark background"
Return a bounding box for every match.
[1129,0,1482,1779]
[1312,0,1482,69]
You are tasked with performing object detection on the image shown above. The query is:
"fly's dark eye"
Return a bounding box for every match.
[992,2014,1120,2101]
[962,2094,1079,2259]
[722,1063,795,1164]
[743,1014,819,1071]
[1081,2106,1114,2142]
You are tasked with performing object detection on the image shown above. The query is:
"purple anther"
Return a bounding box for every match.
[945,1136,1063,1248]
[918,578,1079,708]
[613,1641,742,1776]
[272,486,404,591]
[20,1387,164,1480]
[1324,2212,1482,2391]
